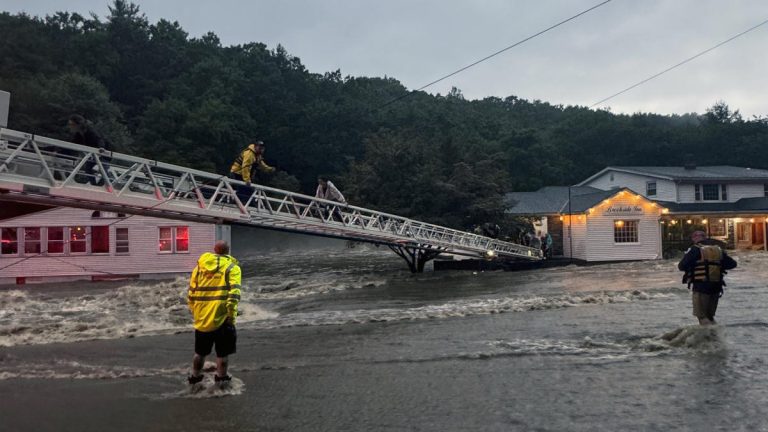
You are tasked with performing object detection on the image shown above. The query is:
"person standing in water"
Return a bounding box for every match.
[677,231,737,325]
[187,240,242,387]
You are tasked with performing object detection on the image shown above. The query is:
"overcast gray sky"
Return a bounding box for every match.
[4,0,767,117]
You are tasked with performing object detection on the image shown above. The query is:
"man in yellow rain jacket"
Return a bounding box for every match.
[187,240,242,386]
[230,141,275,186]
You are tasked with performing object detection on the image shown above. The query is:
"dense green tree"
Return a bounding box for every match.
[1,2,767,234]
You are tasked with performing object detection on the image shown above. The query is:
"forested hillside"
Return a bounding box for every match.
[2,1,767,232]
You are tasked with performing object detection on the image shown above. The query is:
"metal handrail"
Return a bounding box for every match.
[0,128,542,260]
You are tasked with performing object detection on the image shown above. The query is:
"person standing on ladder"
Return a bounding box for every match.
[66,114,110,185]
[229,140,275,201]
[187,240,242,388]
[315,175,346,221]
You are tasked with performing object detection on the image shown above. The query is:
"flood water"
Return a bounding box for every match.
[1,229,767,431]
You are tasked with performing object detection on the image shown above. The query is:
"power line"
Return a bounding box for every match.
[591,17,768,108]
[377,0,614,110]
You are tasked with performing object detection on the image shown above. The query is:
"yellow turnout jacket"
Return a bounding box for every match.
[188,252,242,332]
[230,144,275,183]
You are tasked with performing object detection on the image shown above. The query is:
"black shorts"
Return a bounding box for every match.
[194,323,237,357]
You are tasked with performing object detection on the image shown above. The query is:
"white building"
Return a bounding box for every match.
[0,204,229,285]
[507,165,768,262]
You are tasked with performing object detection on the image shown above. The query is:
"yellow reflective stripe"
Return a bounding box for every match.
[188,295,228,302]
[190,285,229,292]
[224,263,235,288]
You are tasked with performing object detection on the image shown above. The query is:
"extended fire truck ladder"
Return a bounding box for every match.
[0,128,542,271]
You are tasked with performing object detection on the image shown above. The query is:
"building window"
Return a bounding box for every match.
[159,226,189,253]
[176,227,189,252]
[116,228,129,254]
[737,223,750,242]
[646,181,657,196]
[1,228,18,255]
[47,227,65,254]
[614,220,639,243]
[694,185,701,201]
[69,226,87,253]
[721,184,728,201]
[709,219,726,237]
[702,184,719,201]
[159,227,173,253]
[92,226,110,254]
[24,228,42,255]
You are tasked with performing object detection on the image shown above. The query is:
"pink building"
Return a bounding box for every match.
[0,204,229,285]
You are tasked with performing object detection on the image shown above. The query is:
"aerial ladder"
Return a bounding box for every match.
[0,128,542,272]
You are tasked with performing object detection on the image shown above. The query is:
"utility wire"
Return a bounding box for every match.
[377,0,614,110]
[591,17,768,108]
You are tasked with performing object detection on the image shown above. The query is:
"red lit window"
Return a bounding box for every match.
[1,228,18,255]
[47,227,64,254]
[24,228,41,255]
[158,226,189,253]
[176,227,189,252]
[92,226,110,254]
[116,228,129,254]
[70,226,87,253]
[159,227,173,253]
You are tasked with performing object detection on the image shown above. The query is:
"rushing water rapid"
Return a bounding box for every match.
[1,235,767,431]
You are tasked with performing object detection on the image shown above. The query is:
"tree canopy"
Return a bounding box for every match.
[1,1,767,235]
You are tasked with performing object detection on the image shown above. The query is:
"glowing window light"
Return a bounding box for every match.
[670,220,677,225]
[661,209,669,214]
[686,219,693,224]
[614,220,625,227]
[702,219,708,224]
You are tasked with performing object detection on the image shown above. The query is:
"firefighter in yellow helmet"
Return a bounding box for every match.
[678,231,737,325]
[187,240,242,387]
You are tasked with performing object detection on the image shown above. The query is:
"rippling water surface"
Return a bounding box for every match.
[1,232,767,431]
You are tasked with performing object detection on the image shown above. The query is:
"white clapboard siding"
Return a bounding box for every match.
[585,195,662,262]
[583,170,676,202]
[728,184,765,201]
[0,207,216,280]
[562,216,587,261]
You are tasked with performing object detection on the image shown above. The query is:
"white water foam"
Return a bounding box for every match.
[250,289,678,330]
[0,278,277,347]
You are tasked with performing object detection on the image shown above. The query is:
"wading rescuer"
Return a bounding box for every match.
[187,241,242,387]
[678,231,737,325]
[230,141,275,186]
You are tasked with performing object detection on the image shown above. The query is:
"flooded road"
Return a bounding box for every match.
[1,232,767,431]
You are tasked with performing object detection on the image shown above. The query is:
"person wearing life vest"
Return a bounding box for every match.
[230,141,275,186]
[677,231,737,325]
[187,240,242,386]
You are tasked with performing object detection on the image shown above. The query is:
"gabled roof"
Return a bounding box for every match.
[577,166,768,186]
[505,186,601,215]
[560,188,628,213]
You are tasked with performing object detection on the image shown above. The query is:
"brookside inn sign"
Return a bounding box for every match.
[603,204,644,216]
